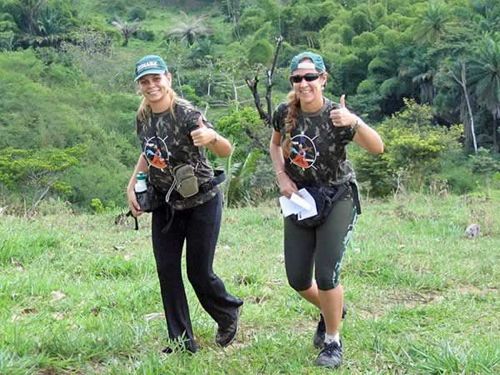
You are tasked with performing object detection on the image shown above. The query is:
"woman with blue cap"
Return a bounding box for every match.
[270,51,383,368]
[127,55,243,353]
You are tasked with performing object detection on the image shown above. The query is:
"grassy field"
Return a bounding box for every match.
[0,192,499,374]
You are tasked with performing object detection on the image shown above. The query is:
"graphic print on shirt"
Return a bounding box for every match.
[143,135,170,170]
[289,132,319,169]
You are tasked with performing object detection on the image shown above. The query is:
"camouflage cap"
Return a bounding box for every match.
[135,55,168,81]
[290,52,326,73]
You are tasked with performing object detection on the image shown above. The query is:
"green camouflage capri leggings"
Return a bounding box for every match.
[284,197,357,291]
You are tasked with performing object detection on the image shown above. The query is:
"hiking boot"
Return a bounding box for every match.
[215,306,241,347]
[312,306,347,349]
[315,340,343,368]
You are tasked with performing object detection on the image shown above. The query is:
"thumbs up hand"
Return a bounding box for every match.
[190,115,218,147]
[330,94,358,128]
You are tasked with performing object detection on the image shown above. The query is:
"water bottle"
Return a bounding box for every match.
[135,172,148,210]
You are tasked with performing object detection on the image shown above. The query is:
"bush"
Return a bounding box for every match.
[351,99,463,196]
[469,148,500,175]
[134,29,155,41]
[90,198,105,213]
[128,6,146,21]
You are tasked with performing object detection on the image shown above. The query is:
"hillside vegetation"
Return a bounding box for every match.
[0,0,499,211]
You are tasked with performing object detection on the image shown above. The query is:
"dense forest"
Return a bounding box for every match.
[0,0,499,212]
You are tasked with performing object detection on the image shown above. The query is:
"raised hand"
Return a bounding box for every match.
[330,94,357,127]
[190,116,217,147]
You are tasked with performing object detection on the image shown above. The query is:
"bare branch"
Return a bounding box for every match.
[246,36,284,126]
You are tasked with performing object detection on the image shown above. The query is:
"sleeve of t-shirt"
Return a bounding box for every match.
[272,103,287,132]
[135,116,145,148]
[183,107,214,133]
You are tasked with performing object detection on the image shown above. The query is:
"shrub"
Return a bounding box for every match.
[90,198,105,213]
[128,6,146,21]
[134,29,155,42]
[351,99,463,196]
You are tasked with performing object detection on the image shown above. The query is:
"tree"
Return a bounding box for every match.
[3,0,77,48]
[0,146,84,216]
[111,17,140,47]
[166,12,211,46]
[447,60,478,153]
[413,1,452,45]
[469,37,500,152]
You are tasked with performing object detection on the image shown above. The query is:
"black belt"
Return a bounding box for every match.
[161,169,226,233]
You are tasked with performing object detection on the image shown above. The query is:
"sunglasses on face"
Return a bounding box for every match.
[289,73,321,84]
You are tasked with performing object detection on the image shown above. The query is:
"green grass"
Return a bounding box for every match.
[0,192,499,374]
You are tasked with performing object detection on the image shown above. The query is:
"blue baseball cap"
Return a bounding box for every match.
[134,55,168,81]
[290,52,326,73]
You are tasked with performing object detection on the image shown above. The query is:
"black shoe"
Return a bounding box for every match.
[161,340,199,354]
[315,340,343,368]
[215,306,241,347]
[313,314,325,349]
[313,306,347,349]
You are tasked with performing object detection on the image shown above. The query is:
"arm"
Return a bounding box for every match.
[352,117,384,154]
[270,130,297,198]
[126,153,148,217]
[204,131,233,157]
[330,94,384,154]
[190,116,233,157]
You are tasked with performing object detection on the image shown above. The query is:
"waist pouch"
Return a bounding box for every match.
[173,164,199,198]
[161,169,226,233]
[290,182,361,228]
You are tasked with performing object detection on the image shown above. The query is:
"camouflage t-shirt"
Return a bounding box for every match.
[136,101,218,210]
[272,98,356,186]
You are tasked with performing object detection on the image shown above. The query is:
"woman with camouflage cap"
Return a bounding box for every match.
[270,52,383,368]
[127,55,243,354]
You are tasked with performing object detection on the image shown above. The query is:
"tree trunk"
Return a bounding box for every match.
[451,62,478,153]
[493,114,498,153]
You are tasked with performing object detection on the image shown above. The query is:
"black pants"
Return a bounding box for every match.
[151,192,242,350]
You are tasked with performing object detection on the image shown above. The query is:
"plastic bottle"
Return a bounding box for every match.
[135,172,147,193]
[135,172,148,210]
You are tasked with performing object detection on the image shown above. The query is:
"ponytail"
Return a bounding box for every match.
[282,91,301,159]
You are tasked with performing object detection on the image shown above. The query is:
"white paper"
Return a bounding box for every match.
[296,189,317,220]
[279,188,317,220]
[279,196,299,217]
[290,192,312,210]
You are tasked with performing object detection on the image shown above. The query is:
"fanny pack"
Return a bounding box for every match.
[289,182,361,228]
[173,164,199,198]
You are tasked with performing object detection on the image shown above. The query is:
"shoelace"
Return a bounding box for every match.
[321,341,342,355]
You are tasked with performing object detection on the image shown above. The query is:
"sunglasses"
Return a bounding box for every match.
[289,73,321,84]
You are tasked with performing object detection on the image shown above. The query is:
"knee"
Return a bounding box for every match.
[287,276,311,292]
[187,271,202,289]
[316,274,340,291]
[187,270,212,292]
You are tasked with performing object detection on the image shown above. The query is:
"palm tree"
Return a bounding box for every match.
[413,2,452,45]
[111,17,140,47]
[469,37,500,152]
[166,12,212,46]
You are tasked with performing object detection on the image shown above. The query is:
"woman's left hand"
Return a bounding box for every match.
[330,94,358,128]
